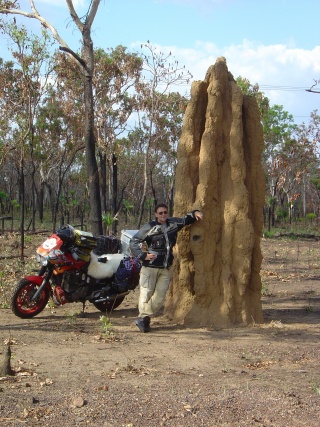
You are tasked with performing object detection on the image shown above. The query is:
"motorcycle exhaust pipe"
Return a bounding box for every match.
[93,291,129,303]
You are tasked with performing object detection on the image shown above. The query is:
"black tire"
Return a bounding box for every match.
[92,296,125,313]
[11,278,50,319]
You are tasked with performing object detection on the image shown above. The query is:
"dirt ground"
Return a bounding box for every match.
[0,233,319,427]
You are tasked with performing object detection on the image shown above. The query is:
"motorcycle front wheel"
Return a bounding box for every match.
[11,279,50,319]
[92,296,125,313]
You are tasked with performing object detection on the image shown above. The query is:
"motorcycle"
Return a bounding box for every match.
[11,225,141,319]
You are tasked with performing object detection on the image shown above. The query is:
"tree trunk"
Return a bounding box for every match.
[19,157,25,261]
[137,152,148,228]
[99,151,107,213]
[39,182,44,223]
[112,153,118,235]
[83,71,102,236]
[31,179,36,232]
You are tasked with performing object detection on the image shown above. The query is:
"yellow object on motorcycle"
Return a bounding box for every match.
[73,230,97,262]
[76,247,92,262]
[74,230,97,249]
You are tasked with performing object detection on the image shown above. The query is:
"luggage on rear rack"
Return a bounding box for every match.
[93,235,121,255]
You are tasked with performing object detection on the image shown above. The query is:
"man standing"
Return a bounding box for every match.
[129,203,203,332]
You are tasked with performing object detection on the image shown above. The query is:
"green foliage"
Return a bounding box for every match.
[236,76,269,117]
[102,212,114,227]
[267,197,277,207]
[10,200,20,209]
[99,315,115,340]
[306,213,316,222]
[261,282,270,296]
[311,382,320,395]
[276,209,288,220]
[102,212,115,235]
[66,311,78,326]
[123,199,133,212]
[0,190,8,200]
[263,230,275,238]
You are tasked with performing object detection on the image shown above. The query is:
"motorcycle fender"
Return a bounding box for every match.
[24,275,46,285]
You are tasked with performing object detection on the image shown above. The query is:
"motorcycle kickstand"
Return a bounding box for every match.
[78,301,86,318]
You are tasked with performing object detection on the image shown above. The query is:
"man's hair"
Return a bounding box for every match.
[154,203,168,213]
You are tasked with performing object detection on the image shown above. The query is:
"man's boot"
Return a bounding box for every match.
[135,316,151,333]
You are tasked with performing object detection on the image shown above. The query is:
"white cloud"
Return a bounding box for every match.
[162,41,320,121]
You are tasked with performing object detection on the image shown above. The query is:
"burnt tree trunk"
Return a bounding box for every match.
[111,153,118,235]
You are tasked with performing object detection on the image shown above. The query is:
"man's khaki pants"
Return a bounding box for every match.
[138,266,172,317]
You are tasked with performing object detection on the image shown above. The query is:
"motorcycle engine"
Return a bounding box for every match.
[62,270,92,301]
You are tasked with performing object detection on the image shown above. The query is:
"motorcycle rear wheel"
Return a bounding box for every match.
[11,278,50,319]
[92,296,125,313]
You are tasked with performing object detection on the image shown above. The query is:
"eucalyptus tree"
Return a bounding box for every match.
[51,45,144,234]
[274,133,318,222]
[118,130,147,217]
[134,41,192,227]
[0,58,13,166]
[0,21,55,257]
[262,105,298,227]
[0,0,104,235]
[294,110,320,217]
[35,81,86,230]
[236,76,269,118]
[144,91,188,213]
[93,45,143,232]
[237,77,320,225]
[0,57,16,167]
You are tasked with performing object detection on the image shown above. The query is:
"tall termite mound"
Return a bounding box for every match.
[165,57,265,327]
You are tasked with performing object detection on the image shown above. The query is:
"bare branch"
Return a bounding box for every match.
[306,79,320,94]
[65,0,100,32]
[59,46,87,69]
[65,0,83,33]
[0,4,69,49]
[86,0,100,28]
[0,1,92,73]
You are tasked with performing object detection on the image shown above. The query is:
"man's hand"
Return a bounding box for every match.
[194,211,203,221]
[145,253,157,261]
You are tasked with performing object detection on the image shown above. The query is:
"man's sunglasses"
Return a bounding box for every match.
[157,211,168,215]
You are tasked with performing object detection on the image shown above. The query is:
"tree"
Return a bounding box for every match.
[294,111,320,217]
[236,76,269,118]
[134,42,192,227]
[0,21,55,257]
[93,46,143,234]
[262,105,297,229]
[0,0,103,235]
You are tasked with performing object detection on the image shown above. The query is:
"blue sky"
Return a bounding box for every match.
[1,0,320,123]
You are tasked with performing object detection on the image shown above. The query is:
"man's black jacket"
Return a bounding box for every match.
[129,211,198,269]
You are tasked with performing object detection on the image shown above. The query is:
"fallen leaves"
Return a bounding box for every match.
[244,360,278,370]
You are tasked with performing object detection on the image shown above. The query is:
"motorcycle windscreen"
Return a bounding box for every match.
[36,234,63,257]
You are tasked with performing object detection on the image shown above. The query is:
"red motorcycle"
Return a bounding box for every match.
[11,225,141,319]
